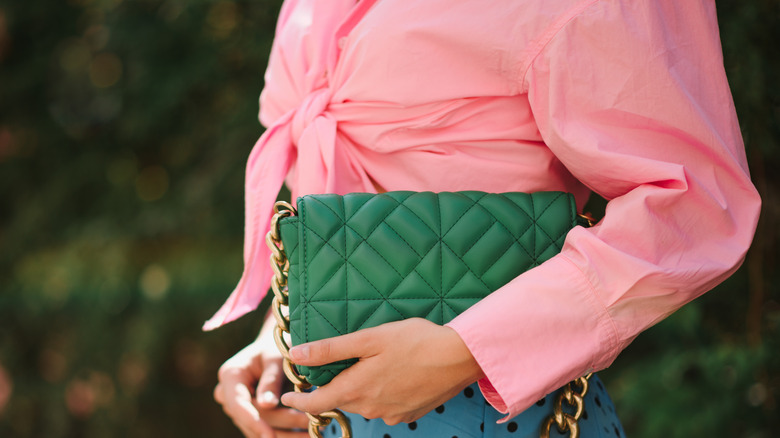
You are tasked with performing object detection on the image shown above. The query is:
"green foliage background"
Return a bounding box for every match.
[0,1,777,436]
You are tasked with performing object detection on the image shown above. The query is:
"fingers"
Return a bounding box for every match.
[280,391,324,416]
[225,379,275,438]
[283,324,399,415]
[258,406,309,430]
[281,319,480,425]
[214,382,224,404]
[290,328,377,366]
[273,430,310,438]
[280,378,352,416]
[255,356,283,408]
[218,378,309,437]
[215,343,313,438]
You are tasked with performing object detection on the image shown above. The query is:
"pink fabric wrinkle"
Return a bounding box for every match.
[290,88,333,143]
[477,379,512,423]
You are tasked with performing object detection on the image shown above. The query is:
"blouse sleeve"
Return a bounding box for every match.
[446,0,760,419]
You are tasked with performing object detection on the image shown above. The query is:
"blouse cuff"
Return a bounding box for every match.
[446,253,619,420]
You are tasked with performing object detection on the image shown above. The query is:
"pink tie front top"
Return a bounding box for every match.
[205,0,761,419]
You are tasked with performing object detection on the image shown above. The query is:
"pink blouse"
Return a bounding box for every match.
[205,0,761,419]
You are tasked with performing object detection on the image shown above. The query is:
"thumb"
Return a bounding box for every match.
[290,329,376,366]
[255,356,283,408]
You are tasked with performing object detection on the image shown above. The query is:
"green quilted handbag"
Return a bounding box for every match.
[266,191,589,437]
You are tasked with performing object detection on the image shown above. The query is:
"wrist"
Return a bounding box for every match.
[440,325,485,385]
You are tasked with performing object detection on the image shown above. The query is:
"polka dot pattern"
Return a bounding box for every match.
[321,374,624,437]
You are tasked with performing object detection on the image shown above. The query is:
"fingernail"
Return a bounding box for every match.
[260,391,277,405]
[290,345,309,361]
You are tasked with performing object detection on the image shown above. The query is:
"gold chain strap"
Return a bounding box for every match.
[540,374,592,438]
[266,201,352,438]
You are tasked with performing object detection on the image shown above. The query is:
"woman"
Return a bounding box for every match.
[208,0,761,436]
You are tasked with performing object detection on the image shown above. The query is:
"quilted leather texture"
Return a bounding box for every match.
[278,191,577,386]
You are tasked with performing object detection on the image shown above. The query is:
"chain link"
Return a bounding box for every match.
[540,374,592,438]
[266,201,352,438]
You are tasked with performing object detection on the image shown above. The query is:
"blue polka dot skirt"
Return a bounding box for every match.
[321,374,624,438]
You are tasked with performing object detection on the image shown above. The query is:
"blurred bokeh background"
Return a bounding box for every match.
[0,0,777,437]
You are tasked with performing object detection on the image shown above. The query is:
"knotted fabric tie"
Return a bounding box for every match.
[203,84,369,329]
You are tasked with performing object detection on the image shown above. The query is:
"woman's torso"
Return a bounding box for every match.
[261,0,593,207]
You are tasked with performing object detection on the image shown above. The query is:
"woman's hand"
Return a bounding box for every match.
[214,316,309,438]
[280,318,485,425]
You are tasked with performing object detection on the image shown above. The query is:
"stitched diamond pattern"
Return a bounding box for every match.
[279,191,577,386]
